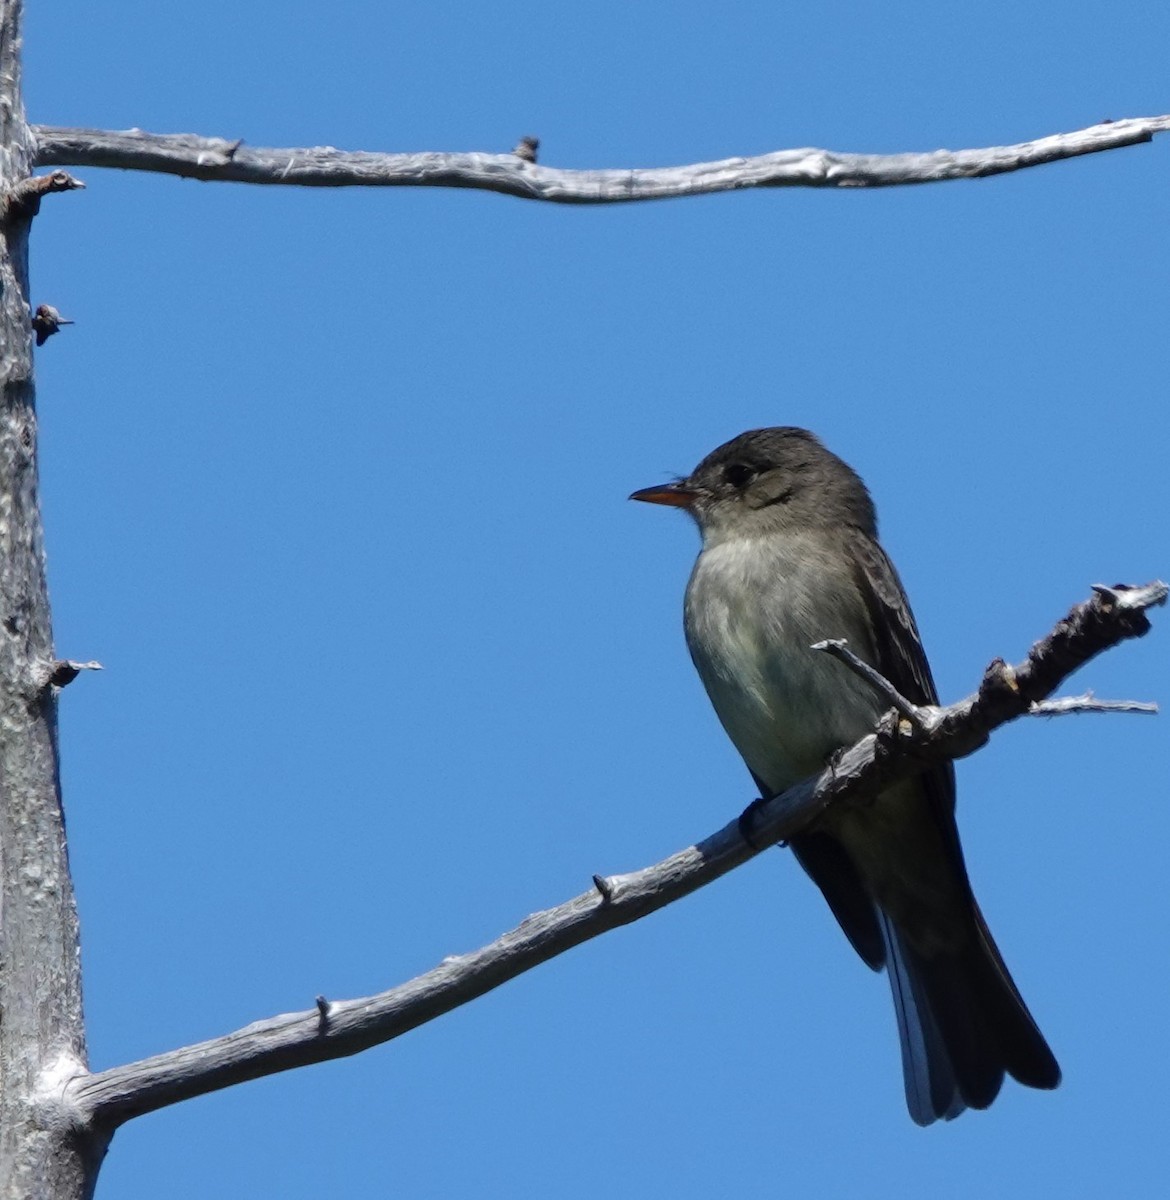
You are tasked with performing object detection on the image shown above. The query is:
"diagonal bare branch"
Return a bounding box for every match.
[57,580,1165,1131]
[811,637,926,728]
[30,116,1170,203]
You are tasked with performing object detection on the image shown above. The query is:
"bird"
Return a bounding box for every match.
[630,426,1060,1124]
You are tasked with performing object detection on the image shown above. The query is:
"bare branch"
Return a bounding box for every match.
[811,638,926,729]
[63,580,1165,1130]
[1029,692,1158,716]
[29,116,1170,203]
[813,639,1160,724]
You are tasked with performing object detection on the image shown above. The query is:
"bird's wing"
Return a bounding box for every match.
[788,528,960,960]
[787,526,965,1105]
[788,529,1058,1121]
[841,527,958,817]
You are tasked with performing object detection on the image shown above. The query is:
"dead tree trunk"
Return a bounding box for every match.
[0,4,96,1197]
[0,2,1163,1195]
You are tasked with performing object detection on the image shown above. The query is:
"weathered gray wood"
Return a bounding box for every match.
[30,115,1170,201]
[0,4,97,1199]
[1029,692,1158,716]
[63,582,1165,1131]
[2,37,1166,1192]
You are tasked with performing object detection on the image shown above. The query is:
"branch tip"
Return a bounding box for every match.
[592,874,614,903]
[1029,692,1159,717]
[1092,580,1168,612]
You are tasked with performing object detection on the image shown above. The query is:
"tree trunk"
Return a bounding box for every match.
[0,4,96,1197]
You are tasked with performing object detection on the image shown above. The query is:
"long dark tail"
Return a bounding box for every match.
[879,907,1061,1125]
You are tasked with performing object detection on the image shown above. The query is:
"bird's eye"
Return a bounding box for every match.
[722,463,756,488]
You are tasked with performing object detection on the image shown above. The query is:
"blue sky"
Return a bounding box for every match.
[26,3,1168,1196]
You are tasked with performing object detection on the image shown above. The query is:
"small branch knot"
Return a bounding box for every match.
[967,656,1025,726]
[45,659,103,689]
[5,170,85,220]
[32,304,74,346]
[512,136,540,163]
[982,656,1018,694]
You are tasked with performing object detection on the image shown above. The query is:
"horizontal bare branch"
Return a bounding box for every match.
[1029,692,1158,716]
[62,581,1165,1130]
[30,116,1170,203]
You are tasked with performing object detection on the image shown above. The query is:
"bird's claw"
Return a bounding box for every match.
[738,795,783,850]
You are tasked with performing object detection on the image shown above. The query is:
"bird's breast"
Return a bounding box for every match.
[684,532,883,793]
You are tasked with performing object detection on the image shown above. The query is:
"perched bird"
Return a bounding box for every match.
[631,427,1059,1124]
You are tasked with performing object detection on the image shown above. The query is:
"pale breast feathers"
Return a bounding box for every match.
[684,533,883,792]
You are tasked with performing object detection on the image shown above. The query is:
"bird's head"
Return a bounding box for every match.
[630,426,876,545]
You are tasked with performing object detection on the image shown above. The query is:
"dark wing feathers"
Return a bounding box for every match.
[788,830,885,970]
[788,530,961,987]
[794,528,1058,1121]
[841,529,941,705]
[842,527,961,827]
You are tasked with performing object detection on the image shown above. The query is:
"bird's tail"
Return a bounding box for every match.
[879,906,1061,1125]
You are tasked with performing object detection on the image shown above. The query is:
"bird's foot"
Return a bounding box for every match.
[739,796,785,850]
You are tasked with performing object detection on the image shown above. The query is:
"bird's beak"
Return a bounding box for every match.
[629,482,697,509]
